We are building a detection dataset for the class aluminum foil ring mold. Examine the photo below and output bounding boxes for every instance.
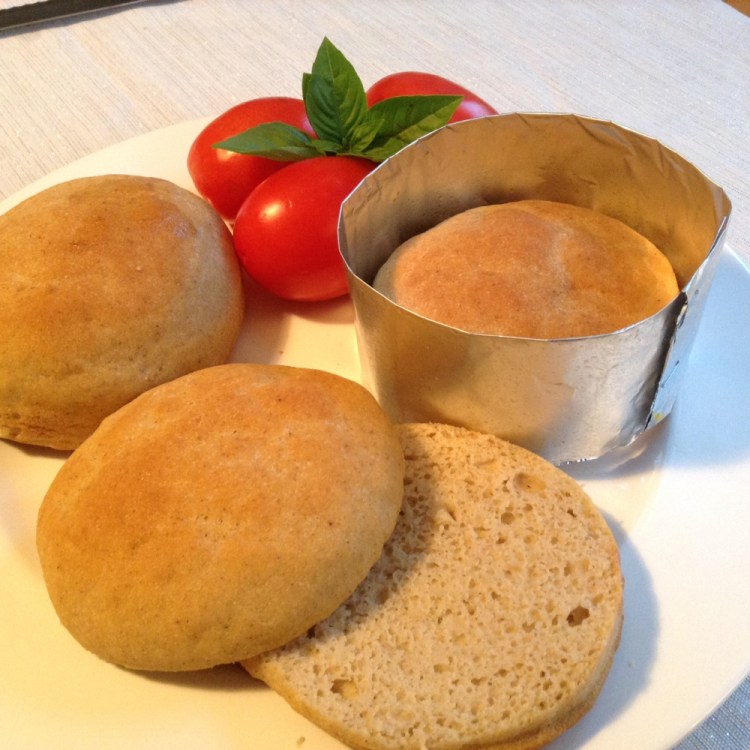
[339,113,731,464]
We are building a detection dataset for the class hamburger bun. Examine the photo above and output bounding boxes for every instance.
[36,364,404,672]
[373,199,679,339]
[0,174,244,450]
[244,422,623,750]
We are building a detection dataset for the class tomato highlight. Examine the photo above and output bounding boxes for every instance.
[366,71,498,123]
[187,97,314,221]
[232,156,375,302]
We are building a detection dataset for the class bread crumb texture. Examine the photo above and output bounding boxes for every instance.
[245,423,623,750]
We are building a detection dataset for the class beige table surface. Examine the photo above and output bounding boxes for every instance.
[1,1,749,749]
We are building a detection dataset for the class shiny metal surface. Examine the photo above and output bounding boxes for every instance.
[0,0,145,31]
[339,113,731,464]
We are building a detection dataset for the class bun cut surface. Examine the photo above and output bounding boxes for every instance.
[0,174,244,450]
[245,422,623,750]
[36,364,404,672]
[373,199,679,339]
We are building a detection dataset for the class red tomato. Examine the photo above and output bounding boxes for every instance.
[187,97,314,221]
[232,156,375,302]
[366,72,498,123]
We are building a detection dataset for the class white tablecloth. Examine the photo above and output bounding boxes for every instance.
[1,1,748,748]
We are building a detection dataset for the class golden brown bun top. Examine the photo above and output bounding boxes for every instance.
[373,200,679,339]
[36,364,404,672]
[0,174,244,449]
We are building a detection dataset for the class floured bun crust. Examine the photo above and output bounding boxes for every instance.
[245,422,623,750]
[36,364,404,672]
[0,174,244,450]
[373,199,679,339]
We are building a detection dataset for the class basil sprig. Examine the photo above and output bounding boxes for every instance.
[213,37,462,163]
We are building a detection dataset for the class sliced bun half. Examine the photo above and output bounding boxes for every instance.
[245,422,623,750]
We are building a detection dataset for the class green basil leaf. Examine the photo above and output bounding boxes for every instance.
[362,95,462,161]
[213,122,321,161]
[345,117,384,154]
[214,42,470,167]
[310,138,345,155]
[303,37,368,146]
[369,94,462,139]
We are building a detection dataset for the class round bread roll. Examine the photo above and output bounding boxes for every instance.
[0,174,244,450]
[373,199,679,339]
[245,422,624,750]
[36,364,404,672]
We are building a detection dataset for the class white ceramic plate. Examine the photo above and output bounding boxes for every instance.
[2,120,749,750]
